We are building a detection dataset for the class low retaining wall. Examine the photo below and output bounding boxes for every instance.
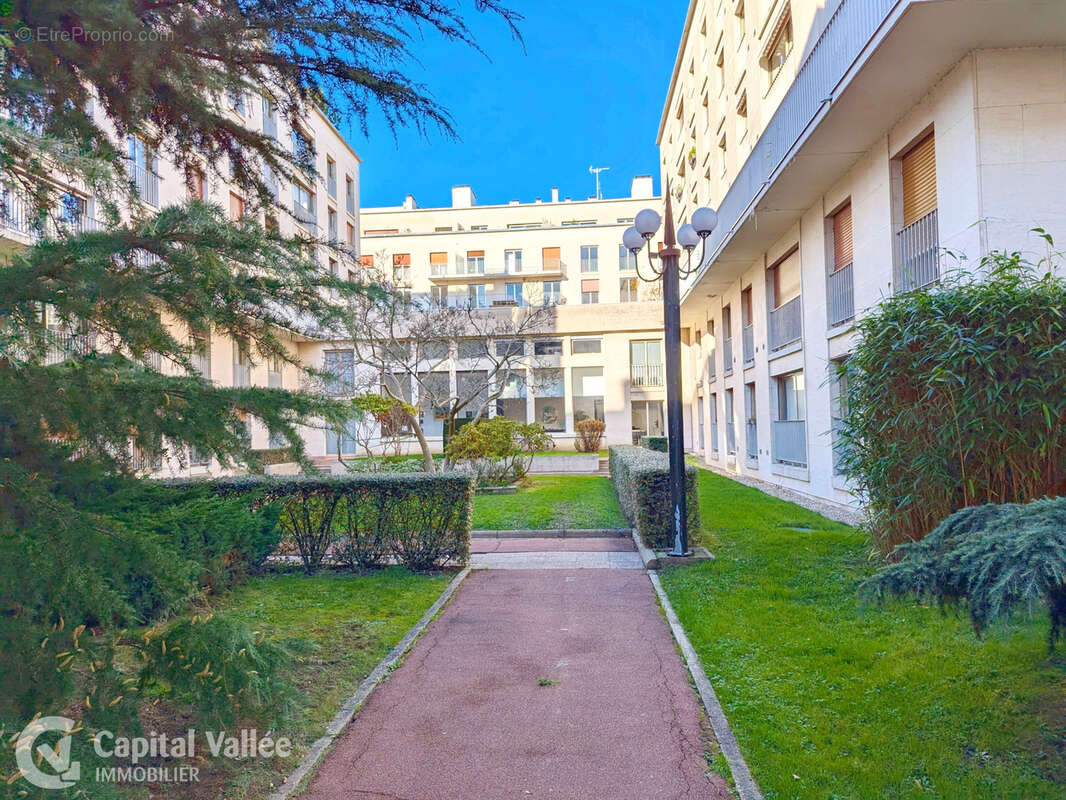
[527,454,600,474]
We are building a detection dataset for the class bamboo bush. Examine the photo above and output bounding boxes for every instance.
[838,238,1066,552]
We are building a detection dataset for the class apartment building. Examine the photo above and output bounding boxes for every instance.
[659,0,1066,510]
[298,177,670,459]
[0,94,362,475]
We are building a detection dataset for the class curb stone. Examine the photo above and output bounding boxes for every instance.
[267,567,471,800]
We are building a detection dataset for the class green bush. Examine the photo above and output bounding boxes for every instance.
[864,497,1066,652]
[608,445,699,548]
[445,417,553,486]
[839,246,1066,552]
[210,473,473,572]
[641,435,668,452]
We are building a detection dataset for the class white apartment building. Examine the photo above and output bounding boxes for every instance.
[1,93,362,475]
[298,178,671,460]
[659,0,1066,510]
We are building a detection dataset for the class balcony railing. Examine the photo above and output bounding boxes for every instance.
[768,295,802,352]
[723,337,734,375]
[0,190,103,241]
[745,420,758,459]
[42,329,97,366]
[682,0,900,297]
[896,209,939,292]
[294,201,316,228]
[828,263,855,327]
[772,419,808,467]
[631,363,664,388]
[128,162,159,207]
[742,324,755,365]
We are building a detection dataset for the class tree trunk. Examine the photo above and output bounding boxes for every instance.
[408,412,435,473]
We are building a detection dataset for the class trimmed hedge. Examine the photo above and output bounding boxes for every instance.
[641,436,668,452]
[608,446,699,549]
[205,473,473,572]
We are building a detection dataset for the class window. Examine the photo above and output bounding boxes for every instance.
[580,245,598,273]
[764,9,793,87]
[630,340,663,387]
[496,372,527,423]
[744,381,757,460]
[59,193,86,226]
[326,157,337,198]
[190,328,211,378]
[233,339,251,387]
[572,367,605,424]
[457,340,487,360]
[831,204,853,273]
[571,337,602,355]
[346,222,355,247]
[725,388,736,455]
[542,246,561,270]
[392,253,411,283]
[431,285,449,307]
[830,361,849,474]
[495,340,525,357]
[902,133,937,226]
[323,350,354,395]
[533,368,564,431]
[828,202,855,327]
[470,224,488,231]
[268,354,283,389]
[542,281,561,305]
[505,282,524,306]
[293,182,314,222]
[467,283,487,308]
[186,169,205,201]
[360,254,374,269]
[345,175,355,214]
[505,249,523,273]
[722,304,734,377]
[466,250,485,274]
[773,370,807,466]
[709,393,719,454]
[736,91,748,142]
[618,244,637,272]
[534,339,563,356]
[291,126,314,166]
[631,399,664,442]
[430,251,448,277]
[581,278,599,305]
[189,446,211,467]
[619,277,638,302]
[127,135,158,206]
[228,89,246,116]
[262,96,278,138]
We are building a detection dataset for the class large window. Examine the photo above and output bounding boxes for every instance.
[763,9,793,87]
[744,381,757,461]
[631,399,664,442]
[580,245,598,273]
[466,250,485,274]
[467,283,487,308]
[533,339,563,356]
[773,370,807,466]
[618,244,637,272]
[293,182,314,223]
[127,135,158,206]
[581,279,599,305]
[571,337,601,355]
[505,282,523,306]
[233,339,251,387]
[505,249,522,273]
[533,369,564,432]
[542,281,561,305]
[496,372,527,423]
[619,277,638,302]
[630,339,663,387]
[323,349,354,395]
[572,367,604,424]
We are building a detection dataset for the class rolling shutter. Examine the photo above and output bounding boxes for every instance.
[392,253,411,266]
[429,252,447,265]
[833,204,853,271]
[581,279,599,293]
[902,134,936,226]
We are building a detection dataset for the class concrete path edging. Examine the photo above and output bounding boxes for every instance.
[647,570,764,800]
[472,527,631,539]
[268,567,472,800]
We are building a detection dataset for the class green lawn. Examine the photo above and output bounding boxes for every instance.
[660,469,1066,800]
[132,568,452,799]
[472,475,628,530]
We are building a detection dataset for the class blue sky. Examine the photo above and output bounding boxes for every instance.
[340,0,690,209]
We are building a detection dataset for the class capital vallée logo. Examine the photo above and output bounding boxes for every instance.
[15,716,82,790]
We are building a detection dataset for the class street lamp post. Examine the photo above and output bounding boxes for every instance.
[622,187,717,557]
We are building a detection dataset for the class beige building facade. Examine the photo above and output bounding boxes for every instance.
[659,0,1066,510]
[297,178,671,459]
[1,93,362,475]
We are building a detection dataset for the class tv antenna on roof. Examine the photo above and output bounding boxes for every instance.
[589,166,610,200]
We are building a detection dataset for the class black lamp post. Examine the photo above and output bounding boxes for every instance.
[622,186,718,557]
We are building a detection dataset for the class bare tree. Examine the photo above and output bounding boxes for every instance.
[339,281,558,472]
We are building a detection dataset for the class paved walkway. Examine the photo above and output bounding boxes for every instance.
[301,546,730,800]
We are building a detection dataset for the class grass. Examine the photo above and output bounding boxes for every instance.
[124,567,452,799]
[659,469,1066,799]
[472,475,628,530]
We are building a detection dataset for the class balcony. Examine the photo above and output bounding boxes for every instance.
[429,260,565,282]
[827,263,855,327]
[896,209,939,292]
[723,337,734,375]
[41,329,97,366]
[741,325,754,366]
[768,296,802,352]
[631,363,664,388]
[1,191,102,242]
[128,162,159,207]
[772,419,807,467]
